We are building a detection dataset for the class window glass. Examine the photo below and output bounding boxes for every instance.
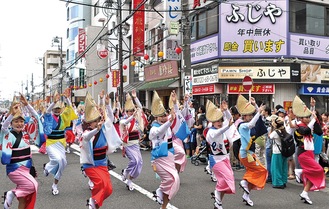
[207,7,218,35]
[70,5,79,19]
[191,16,197,42]
[69,27,79,41]
[306,4,324,35]
[290,1,327,36]
[198,12,207,38]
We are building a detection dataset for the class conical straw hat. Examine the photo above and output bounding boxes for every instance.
[52,90,63,109]
[292,95,312,117]
[236,94,256,115]
[10,96,24,120]
[151,91,166,117]
[84,92,101,123]
[206,100,223,122]
[124,93,135,111]
[168,93,179,110]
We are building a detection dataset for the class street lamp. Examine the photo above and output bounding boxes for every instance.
[52,36,63,94]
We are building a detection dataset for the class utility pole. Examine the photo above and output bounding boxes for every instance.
[181,0,192,97]
[118,0,124,106]
[181,0,191,76]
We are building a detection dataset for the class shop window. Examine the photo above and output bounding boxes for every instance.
[290,0,327,36]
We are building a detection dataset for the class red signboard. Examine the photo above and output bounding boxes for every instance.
[227,84,275,94]
[78,28,86,57]
[192,84,215,95]
[112,70,120,87]
[133,0,145,56]
[97,50,108,59]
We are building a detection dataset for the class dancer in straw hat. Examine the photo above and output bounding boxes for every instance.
[1,93,45,209]
[291,96,325,205]
[236,95,267,207]
[42,88,78,195]
[120,89,148,191]
[79,91,121,209]
[168,91,191,173]
[149,90,180,209]
[204,99,235,209]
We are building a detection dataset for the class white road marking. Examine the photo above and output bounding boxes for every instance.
[47,143,180,209]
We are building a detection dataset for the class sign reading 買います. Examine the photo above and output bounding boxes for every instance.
[220,0,287,57]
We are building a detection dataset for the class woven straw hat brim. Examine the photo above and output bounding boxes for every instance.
[168,95,179,110]
[236,95,256,115]
[206,100,223,122]
[84,92,101,123]
[292,95,312,117]
[151,91,166,117]
[125,94,135,110]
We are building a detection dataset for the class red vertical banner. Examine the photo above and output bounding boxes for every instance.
[78,28,86,57]
[112,70,120,87]
[133,0,145,56]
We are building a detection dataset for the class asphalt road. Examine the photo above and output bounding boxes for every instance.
[1,144,329,209]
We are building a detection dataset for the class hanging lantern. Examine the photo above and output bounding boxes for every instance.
[99,78,103,82]
[94,81,97,85]
[131,61,136,66]
[158,51,164,57]
[84,84,87,88]
[80,85,83,89]
[144,54,149,60]
[88,83,92,87]
[175,47,182,54]
[106,74,110,79]
[123,64,127,70]
[74,86,77,90]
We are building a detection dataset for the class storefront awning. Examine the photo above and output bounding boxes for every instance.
[138,78,179,91]
[123,81,145,92]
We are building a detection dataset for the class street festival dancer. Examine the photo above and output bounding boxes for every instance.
[80,92,121,209]
[1,94,45,209]
[149,90,180,209]
[168,92,190,173]
[42,89,78,195]
[205,99,236,209]
[292,95,325,205]
[236,95,267,207]
[120,90,148,191]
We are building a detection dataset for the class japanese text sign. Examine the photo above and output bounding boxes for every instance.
[191,35,219,64]
[112,70,120,87]
[133,0,145,56]
[227,83,275,94]
[78,28,86,57]
[300,84,329,96]
[165,0,181,23]
[192,65,218,85]
[193,84,223,95]
[144,60,179,82]
[220,0,287,57]
[218,66,290,79]
[290,34,329,61]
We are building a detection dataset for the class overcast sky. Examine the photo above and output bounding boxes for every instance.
[0,0,67,100]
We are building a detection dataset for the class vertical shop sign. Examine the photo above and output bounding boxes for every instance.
[133,0,145,56]
[78,28,86,57]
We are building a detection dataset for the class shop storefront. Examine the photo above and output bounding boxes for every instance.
[138,60,180,108]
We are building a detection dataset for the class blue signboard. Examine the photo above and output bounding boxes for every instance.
[299,84,329,95]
